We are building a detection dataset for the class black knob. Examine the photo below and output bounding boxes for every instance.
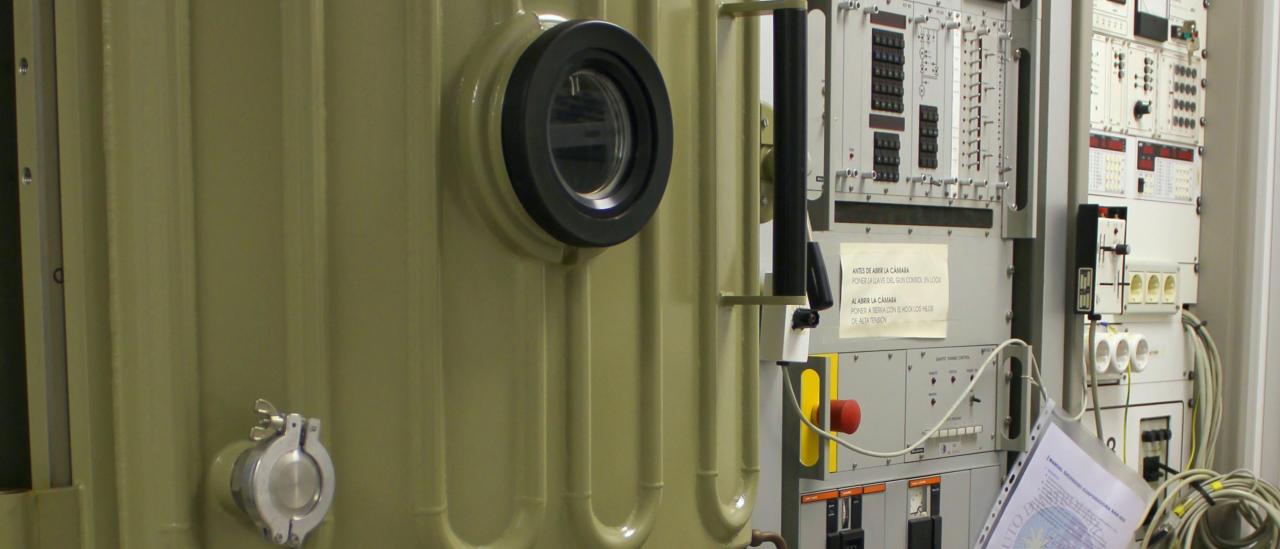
[792,308,820,330]
[1114,244,1131,255]
[1134,100,1152,119]
[1142,431,1156,443]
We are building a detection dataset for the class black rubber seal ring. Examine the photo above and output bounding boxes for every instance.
[502,20,673,248]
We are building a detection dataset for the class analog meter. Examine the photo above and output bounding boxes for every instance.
[1135,0,1171,41]
[1136,0,1168,18]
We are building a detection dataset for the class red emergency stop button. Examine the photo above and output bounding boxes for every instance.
[829,399,862,435]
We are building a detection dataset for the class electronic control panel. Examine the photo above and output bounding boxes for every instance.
[1080,0,1208,493]
[768,1,1037,547]
[813,0,1019,214]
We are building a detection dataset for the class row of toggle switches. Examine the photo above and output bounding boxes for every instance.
[931,425,983,439]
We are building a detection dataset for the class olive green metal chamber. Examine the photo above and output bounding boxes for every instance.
[3,0,765,547]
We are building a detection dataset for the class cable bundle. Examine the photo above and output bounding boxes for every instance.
[1182,309,1222,470]
[1140,469,1280,548]
[1135,312,1276,547]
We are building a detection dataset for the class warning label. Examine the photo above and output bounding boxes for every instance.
[839,242,949,339]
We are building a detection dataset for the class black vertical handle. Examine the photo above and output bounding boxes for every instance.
[773,8,807,298]
[1014,47,1032,211]
[806,242,834,311]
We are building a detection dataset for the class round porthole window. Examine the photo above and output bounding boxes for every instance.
[503,20,672,248]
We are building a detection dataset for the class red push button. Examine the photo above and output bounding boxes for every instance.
[829,399,862,435]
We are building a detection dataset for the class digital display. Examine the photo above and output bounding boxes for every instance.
[1090,134,1127,152]
[1137,141,1194,172]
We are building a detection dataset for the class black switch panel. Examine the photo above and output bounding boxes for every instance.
[827,532,843,549]
[1143,455,1164,482]
[873,132,901,183]
[907,517,934,549]
[871,29,905,113]
[841,529,865,549]
[919,105,940,169]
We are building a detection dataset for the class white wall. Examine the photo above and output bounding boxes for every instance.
[1198,0,1280,483]
[1262,1,1280,481]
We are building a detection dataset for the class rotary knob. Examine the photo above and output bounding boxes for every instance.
[1133,100,1152,120]
[228,400,335,547]
[792,308,821,330]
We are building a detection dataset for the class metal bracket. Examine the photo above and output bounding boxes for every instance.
[783,358,829,481]
[995,345,1036,452]
[720,293,808,307]
[1002,14,1041,240]
[720,0,808,17]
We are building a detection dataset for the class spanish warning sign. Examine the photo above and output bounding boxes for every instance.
[839,242,949,339]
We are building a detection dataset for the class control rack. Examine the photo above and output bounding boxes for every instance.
[762,1,1042,548]
[1078,0,1209,502]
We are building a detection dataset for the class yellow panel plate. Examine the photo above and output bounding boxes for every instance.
[799,368,821,467]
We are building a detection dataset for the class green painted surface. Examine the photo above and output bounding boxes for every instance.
[6,0,766,547]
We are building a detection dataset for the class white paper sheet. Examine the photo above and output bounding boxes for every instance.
[838,242,949,339]
[980,421,1150,549]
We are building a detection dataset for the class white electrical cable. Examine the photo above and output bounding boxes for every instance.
[1086,319,1105,441]
[1068,336,1094,422]
[783,338,1031,458]
[1125,312,1268,548]
[1182,309,1223,470]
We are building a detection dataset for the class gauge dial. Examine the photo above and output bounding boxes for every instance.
[1136,0,1169,18]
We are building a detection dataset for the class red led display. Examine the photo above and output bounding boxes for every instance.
[1136,141,1194,172]
[1090,133,1126,152]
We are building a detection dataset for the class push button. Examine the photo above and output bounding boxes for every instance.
[830,399,862,435]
